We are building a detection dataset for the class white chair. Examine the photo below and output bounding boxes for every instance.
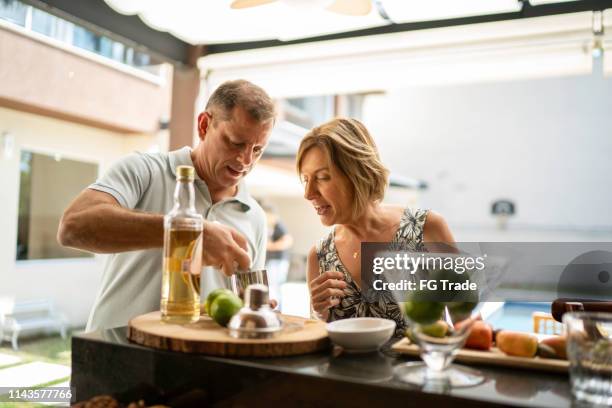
[0,299,68,351]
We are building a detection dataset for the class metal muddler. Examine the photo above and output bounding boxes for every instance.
[228,284,282,339]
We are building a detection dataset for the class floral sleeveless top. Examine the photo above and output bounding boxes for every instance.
[315,208,429,337]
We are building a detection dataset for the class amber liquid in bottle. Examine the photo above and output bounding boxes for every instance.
[160,166,203,324]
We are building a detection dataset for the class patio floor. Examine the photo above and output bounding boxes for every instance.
[0,332,74,407]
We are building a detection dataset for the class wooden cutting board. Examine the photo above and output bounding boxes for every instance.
[392,338,569,374]
[128,311,330,357]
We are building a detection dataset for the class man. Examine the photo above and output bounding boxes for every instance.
[58,80,275,331]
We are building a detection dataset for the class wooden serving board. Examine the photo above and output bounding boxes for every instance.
[128,311,330,357]
[392,338,569,374]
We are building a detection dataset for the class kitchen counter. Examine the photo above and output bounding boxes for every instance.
[72,327,573,407]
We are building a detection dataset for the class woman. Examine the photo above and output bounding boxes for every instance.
[296,118,455,333]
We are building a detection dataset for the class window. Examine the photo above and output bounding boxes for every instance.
[0,0,26,26]
[283,96,334,129]
[280,94,365,129]
[0,0,164,75]
[72,25,98,53]
[17,151,98,260]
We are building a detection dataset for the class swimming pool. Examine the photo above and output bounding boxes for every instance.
[484,302,552,333]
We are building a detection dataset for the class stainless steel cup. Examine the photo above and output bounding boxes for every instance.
[228,269,268,300]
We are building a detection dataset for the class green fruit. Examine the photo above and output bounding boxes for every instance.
[405,327,418,344]
[430,266,479,297]
[446,301,478,322]
[205,288,233,317]
[420,320,449,338]
[210,293,243,327]
[404,301,444,325]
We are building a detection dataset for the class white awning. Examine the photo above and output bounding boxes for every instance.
[199,12,596,97]
[103,0,385,44]
[102,0,521,44]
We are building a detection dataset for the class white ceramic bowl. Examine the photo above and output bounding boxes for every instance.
[326,317,396,352]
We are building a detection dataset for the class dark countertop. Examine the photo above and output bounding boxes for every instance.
[72,327,573,407]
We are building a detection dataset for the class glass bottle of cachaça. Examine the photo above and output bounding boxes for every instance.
[161,165,203,323]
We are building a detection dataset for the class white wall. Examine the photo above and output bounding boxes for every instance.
[363,69,612,235]
[0,107,158,327]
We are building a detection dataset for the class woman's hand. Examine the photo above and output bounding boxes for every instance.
[309,270,347,320]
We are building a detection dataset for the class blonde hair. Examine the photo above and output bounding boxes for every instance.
[296,117,389,219]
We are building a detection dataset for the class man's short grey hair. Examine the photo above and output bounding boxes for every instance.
[205,79,275,123]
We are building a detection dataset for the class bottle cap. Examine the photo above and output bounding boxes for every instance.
[176,165,195,180]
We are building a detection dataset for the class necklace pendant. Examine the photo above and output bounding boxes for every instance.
[353,251,358,259]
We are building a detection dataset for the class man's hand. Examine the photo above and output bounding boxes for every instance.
[202,221,251,276]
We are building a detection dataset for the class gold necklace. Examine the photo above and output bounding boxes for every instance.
[353,250,359,259]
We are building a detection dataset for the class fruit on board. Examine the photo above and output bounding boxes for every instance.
[405,327,418,344]
[420,320,449,338]
[496,331,538,358]
[205,288,234,316]
[403,301,444,325]
[463,320,493,351]
[492,328,502,343]
[540,336,567,360]
[209,293,243,327]
[536,343,559,359]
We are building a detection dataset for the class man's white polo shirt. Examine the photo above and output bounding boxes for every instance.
[85,147,266,331]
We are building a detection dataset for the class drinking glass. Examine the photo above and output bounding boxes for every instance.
[394,305,484,388]
[563,311,612,406]
[391,258,485,388]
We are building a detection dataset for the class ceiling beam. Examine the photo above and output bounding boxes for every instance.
[22,0,197,65]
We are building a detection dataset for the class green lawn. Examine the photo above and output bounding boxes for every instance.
[0,330,75,366]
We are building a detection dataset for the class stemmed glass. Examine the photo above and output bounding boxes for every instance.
[391,255,485,389]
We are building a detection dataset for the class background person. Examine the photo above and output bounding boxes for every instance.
[260,201,294,306]
[296,117,455,334]
[57,79,276,331]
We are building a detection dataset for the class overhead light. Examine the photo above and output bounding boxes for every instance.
[281,0,334,10]
[230,0,371,15]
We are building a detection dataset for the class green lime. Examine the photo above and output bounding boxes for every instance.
[420,320,449,338]
[210,293,243,327]
[205,288,234,317]
[446,301,477,322]
[403,301,444,325]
